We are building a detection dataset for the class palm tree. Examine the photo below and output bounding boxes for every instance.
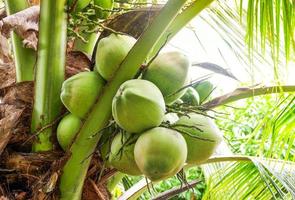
[0,0,294,199]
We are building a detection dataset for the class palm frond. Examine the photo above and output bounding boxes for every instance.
[242,0,295,62]
[186,0,294,83]
[202,156,295,199]
[214,93,295,160]
[118,156,295,199]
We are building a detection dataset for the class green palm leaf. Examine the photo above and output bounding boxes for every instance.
[202,156,295,199]
[118,156,295,199]
[216,94,295,160]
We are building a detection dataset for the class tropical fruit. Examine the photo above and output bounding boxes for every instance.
[181,87,200,105]
[109,133,141,176]
[57,114,82,151]
[193,80,214,103]
[93,0,114,19]
[112,79,165,133]
[134,127,187,182]
[175,113,223,164]
[68,0,91,12]
[95,34,136,80]
[142,51,190,105]
[60,71,105,119]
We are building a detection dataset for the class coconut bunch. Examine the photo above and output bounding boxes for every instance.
[57,33,223,182]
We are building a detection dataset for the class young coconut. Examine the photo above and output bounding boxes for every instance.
[134,127,187,182]
[112,79,165,133]
[181,87,200,106]
[108,132,141,176]
[60,71,105,119]
[57,114,82,151]
[142,51,190,105]
[175,113,223,164]
[68,0,91,12]
[95,34,136,80]
[93,0,114,19]
[193,80,214,103]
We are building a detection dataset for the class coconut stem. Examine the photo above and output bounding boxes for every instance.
[4,0,36,82]
[31,0,67,151]
[59,1,188,199]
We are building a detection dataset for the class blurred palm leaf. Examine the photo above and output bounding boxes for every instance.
[202,156,295,199]
[186,0,294,81]
[243,0,295,62]
[258,96,295,160]
[119,156,295,199]
[221,94,295,160]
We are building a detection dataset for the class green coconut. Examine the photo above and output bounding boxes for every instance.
[112,79,165,133]
[60,71,105,119]
[175,113,223,164]
[95,34,136,80]
[93,0,114,19]
[134,127,187,182]
[68,0,91,12]
[57,114,82,151]
[181,87,200,106]
[109,133,141,176]
[142,51,190,105]
[193,80,214,103]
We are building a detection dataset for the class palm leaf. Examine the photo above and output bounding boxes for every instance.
[217,94,295,160]
[188,0,294,82]
[192,62,239,80]
[119,156,295,199]
[210,89,295,161]
[202,156,295,199]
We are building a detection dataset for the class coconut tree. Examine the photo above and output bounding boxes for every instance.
[0,0,294,199]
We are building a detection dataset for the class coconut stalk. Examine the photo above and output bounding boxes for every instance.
[59,1,188,199]
[4,0,36,82]
[31,0,67,152]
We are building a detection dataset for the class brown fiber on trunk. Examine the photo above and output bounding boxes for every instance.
[0,51,94,200]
